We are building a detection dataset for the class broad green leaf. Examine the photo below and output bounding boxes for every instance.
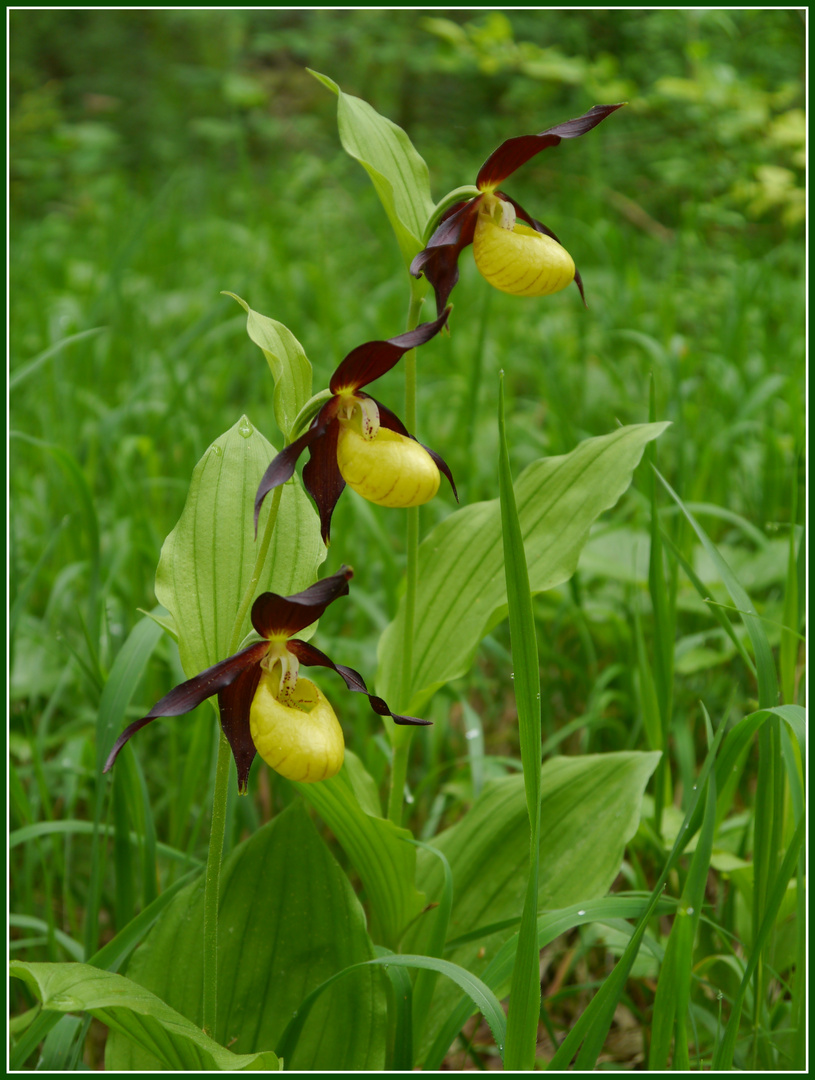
[223,293,312,443]
[406,751,660,1063]
[378,422,669,714]
[294,757,426,949]
[155,416,324,679]
[310,70,435,269]
[10,962,280,1071]
[11,869,202,1070]
[105,803,386,1071]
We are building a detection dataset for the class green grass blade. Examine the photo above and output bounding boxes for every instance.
[647,376,674,836]
[648,704,717,1069]
[374,946,413,1070]
[84,613,165,958]
[654,466,778,708]
[545,713,727,1069]
[404,839,453,1055]
[712,812,805,1069]
[276,954,507,1067]
[660,528,757,677]
[498,373,542,1071]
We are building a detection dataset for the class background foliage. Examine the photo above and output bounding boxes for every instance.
[10,9,805,1070]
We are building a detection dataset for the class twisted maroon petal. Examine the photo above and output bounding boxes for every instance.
[254,401,336,534]
[302,418,345,544]
[410,199,481,315]
[217,661,264,794]
[503,195,587,307]
[103,640,270,775]
[329,307,451,394]
[250,566,353,639]
[374,398,458,502]
[476,103,626,190]
[287,639,432,727]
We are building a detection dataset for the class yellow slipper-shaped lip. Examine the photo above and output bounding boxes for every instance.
[473,214,575,297]
[250,671,344,783]
[337,425,441,508]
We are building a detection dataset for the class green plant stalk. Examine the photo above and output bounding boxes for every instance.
[498,375,542,1070]
[389,287,425,825]
[201,484,283,1036]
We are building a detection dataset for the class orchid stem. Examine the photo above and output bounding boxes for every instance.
[202,726,231,1038]
[389,288,425,825]
[202,483,284,1036]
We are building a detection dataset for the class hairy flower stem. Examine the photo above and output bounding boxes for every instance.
[202,484,284,1036]
[388,288,425,826]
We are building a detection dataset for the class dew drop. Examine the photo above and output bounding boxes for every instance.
[686,907,694,915]
[465,729,479,740]
[291,1010,298,1018]
[238,416,254,439]
[692,785,697,790]
[209,443,222,457]
[510,672,515,680]
[577,909,586,916]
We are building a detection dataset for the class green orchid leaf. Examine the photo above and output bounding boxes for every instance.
[104,802,385,1071]
[405,751,660,1064]
[155,416,325,679]
[294,753,426,949]
[378,422,669,715]
[10,961,281,1071]
[309,70,435,270]
[223,293,312,444]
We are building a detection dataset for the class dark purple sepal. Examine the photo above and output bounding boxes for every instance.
[217,661,264,793]
[103,640,270,775]
[287,639,432,727]
[329,308,451,394]
[410,200,481,315]
[504,195,587,307]
[476,103,626,190]
[254,411,332,534]
[250,566,353,640]
[302,419,345,544]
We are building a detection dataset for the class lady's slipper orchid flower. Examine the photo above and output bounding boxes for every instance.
[411,103,626,312]
[103,567,428,792]
[255,308,456,543]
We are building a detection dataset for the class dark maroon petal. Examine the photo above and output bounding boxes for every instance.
[254,407,333,535]
[375,399,458,502]
[250,566,354,639]
[503,195,587,307]
[302,418,346,544]
[476,103,626,190]
[103,641,270,774]
[329,307,451,394]
[371,397,410,438]
[287,639,432,727]
[410,199,481,315]
[217,661,264,794]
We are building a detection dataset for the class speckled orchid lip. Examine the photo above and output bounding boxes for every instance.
[103,567,430,793]
[410,103,626,314]
[254,306,457,544]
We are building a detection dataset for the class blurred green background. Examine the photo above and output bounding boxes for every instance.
[10,7,805,860]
